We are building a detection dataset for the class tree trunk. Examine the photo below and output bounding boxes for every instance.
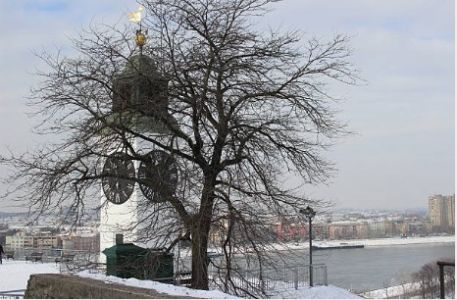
[190,176,215,290]
[190,217,212,289]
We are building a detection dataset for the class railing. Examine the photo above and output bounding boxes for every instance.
[205,263,327,297]
[4,247,100,265]
[0,289,25,299]
[175,255,327,295]
[3,247,104,276]
[236,263,328,292]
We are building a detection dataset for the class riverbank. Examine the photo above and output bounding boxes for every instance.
[179,235,454,257]
[273,235,455,252]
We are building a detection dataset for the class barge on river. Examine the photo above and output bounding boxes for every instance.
[312,243,365,250]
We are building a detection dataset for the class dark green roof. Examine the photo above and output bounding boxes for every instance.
[102,243,147,256]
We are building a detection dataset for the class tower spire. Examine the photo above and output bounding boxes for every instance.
[128,6,147,53]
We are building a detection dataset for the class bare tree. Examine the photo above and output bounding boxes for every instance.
[412,259,455,299]
[1,0,356,294]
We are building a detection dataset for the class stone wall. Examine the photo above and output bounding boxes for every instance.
[25,274,189,299]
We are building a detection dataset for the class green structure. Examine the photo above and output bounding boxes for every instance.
[102,243,174,282]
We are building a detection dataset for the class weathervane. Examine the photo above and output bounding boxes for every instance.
[128,6,147,53]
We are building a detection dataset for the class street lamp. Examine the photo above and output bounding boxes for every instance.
[300,206,316,287]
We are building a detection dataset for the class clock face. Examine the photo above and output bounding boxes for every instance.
[138,150,178,203]
[102,152,135,205]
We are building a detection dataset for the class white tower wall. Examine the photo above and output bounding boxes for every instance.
[99,134,174,262]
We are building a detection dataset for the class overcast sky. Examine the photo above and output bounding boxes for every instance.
[0,0,454,212]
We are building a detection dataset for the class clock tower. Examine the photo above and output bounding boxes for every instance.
[99,28,178,259]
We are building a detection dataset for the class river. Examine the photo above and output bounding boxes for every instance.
[181,239,454,292]
[287,242,454,292]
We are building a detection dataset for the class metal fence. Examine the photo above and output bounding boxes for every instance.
[175,255,327,295]
[4,247,99,264]
[3,246,104,276]
[225,263,328,293]
[0,290,25,299]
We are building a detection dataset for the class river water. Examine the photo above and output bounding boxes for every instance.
[286,242,454,292]
[182,241,454,292]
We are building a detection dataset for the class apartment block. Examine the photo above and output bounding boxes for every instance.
[61,233,99,251]
[5,231,60,249]
[428,194,455,232]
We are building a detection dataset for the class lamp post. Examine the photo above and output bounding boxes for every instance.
[300,206,316,287]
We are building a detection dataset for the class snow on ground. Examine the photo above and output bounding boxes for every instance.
[0,260,59,291]
[362,281,455,299]
[77,271,360,299]
[268,285,361,299]
[0,260,359,299]
[77,270,240,299]
[361,282,421,299]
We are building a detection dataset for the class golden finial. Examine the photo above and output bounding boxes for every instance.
[135,29,147,48]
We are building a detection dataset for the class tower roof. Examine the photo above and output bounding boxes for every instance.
[120,54,163,80]
[119,54,165,79]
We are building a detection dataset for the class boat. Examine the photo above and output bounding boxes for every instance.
[312,243,364,250]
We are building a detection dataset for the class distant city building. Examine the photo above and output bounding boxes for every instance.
[61,233,99,252]
[368,221,386,238]
[328,222,357,240]
[5,232,33,249]
[5,231,60,249]
[271,212,432,242]
[428,194,455,232]
[4,227,101,251]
